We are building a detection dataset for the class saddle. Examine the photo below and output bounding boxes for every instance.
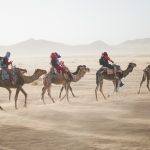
[0,68,17,81]
[101,66,122,75]
[49,67,73,81]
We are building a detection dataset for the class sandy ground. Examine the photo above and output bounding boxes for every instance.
[0,55,150,150]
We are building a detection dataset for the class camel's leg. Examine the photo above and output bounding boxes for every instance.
[41,86,47,104]
[95,83,99,101]
[66,83,70,103]
[95,72,101,101]
[60,84,67,101]
[113,79,119,92]
[60,83,70,102]
[20,87,27,108]
[60,93,67,101]
[59,86,64,98]
[147,78,150,92]
[60,85,76,99]
[99,80,106,99]
[106,81,116,98]
[138,72,146,94]
[95,72,99,101]
[113,80,116,92]
[6,88,12,101]
[69,86,76,97]
[15,88,20,109]
[47,85,55,103]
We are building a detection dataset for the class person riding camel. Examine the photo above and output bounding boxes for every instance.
[50,52,73,81]
[2,51,14,85]
[99,52,117,74]
[99,51,124,87]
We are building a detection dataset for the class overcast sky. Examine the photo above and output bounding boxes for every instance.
[0,0,149,45]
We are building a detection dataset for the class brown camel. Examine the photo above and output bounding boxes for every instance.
[2,68,27,101]
[41,65,90,103]
[59,65,90,98]
[138,65,150,94]
[95,62,136,100]
[0,68,46,109]
[0,67,27,110]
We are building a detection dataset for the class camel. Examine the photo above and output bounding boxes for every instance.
[59,65,90,98]
[0,68,46,109]
[95,62,136,100]
[2,68,27,101]
[138,65,150,94]
[0,67,27,110]
[41,65,90,103]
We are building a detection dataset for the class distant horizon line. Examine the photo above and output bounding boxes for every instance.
[0,37,150,47]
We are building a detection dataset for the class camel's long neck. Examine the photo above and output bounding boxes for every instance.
[72,72,86,82]
[122,66,133,78]
[22,73,41,83]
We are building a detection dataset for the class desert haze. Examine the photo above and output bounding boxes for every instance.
[0,38,150,57]
[0,54,150,150]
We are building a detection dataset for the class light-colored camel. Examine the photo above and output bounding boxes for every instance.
[59,65,90,98]
[41,65,90,103]
[0,68,46,109]
[138,65,150,94]
[95,63,136,100]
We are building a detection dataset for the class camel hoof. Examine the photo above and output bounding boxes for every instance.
[24,104,27,108]
[0,106,4,111]
[107,94,110,98]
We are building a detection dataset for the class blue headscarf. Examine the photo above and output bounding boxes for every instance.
[55,52,61,58]
[5,51,11,58]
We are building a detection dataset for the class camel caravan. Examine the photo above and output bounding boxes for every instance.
[0,51,149,110]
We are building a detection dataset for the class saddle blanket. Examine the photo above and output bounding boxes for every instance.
[0,69,17,81]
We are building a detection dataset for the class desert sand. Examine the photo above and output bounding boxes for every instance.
[0,55,150,150]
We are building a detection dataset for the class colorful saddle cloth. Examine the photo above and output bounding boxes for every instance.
[101,66,122,75]
[0,68,18,81]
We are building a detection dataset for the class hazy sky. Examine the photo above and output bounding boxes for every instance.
[0,0,150,45]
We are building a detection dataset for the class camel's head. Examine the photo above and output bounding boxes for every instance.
[80,65,90,73]
[73,65,90,76]
[77,65,90,77]
[129,62,136,68]
[128,62,136,72]
[34,69,47,76]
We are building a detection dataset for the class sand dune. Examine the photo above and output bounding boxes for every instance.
[0,56,150,150]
